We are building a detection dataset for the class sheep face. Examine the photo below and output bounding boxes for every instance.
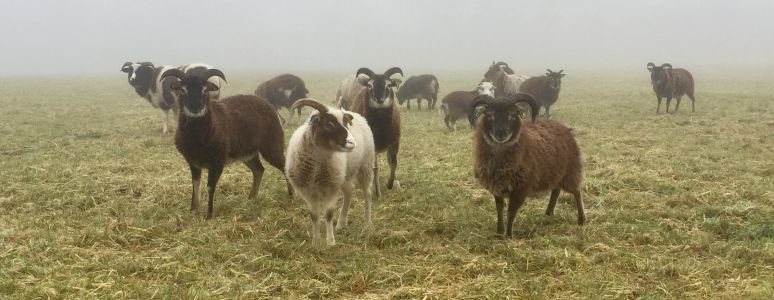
[356,67,403,108]
[546,69,565,90]
[647,63,672,87]
[477,81,496,97]
[473,95,539,147]
[122,62,155,91]
[311,112,356,152]
[161,69,227,118]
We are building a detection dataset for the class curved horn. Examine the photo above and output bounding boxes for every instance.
[204,69,227,83]
[471,94,494,112]
[384,67,403,78]
[647,62,656,71]
[290,98,329,114]
[159,69,186,82]
[661,63,673,69]
[121,62,133,72]
[356,67,374,78]
[558,69,564,74]
[509,93,539,122]
[547,69,554,73]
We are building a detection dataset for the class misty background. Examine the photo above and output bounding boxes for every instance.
[1,0,773,76]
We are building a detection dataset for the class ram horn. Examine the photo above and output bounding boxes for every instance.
[661,63,673,69]
[356,67,375,78]
[159,69,186,82]
[471,94,494,112]
[203,69,227,83]
[508,93,539,122]
[384,67,404,78]
[291,98,329,113]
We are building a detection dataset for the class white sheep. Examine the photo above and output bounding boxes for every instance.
[285,99,376,246]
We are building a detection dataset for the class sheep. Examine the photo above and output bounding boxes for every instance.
[335,74,360,110]
[440,81,496,131]
[254,74,310,125]
[285,99,376,246]
[349,67,403,196]
[121,61,180,133]
[518,69,566,118]
[471,93,586,238]
[396,74,440,111]
[159,68,293,219]
[483,61,530,97]
[647,62,696,113]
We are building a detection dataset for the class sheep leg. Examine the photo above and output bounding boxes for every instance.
[495,196,505,235]
[545,106,551,118]
[205,164,224,220]
[444,114,453,131]
[665,97,672,113]
[417,98,422,111]
[161,110,170,133]
[373,158,382,198]
[386,144,399,189]
[406,100,411,111]
[431,96,437,110]
[336,182,355,232]
[189,164,202,212]
[244,157,265,200]
[310,212,322,246]
[505,191,527,238]
[656,96,662,114]
[674,95,682,112]
[546,188,560,216]
[688,92,696,112]
[325,208,336,246]
[573,191,587,225]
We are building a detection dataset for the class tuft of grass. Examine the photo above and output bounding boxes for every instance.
[0,70,772,298]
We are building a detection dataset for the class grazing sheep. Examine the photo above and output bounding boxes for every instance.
[254,74,310,125]
[285,99,376,246]
[440,81,495,131]
[396,74,440,111]
[160,68,293,219]
[121,61,180,133]
[483,61,530,97]
[518,69,566,118]
[335,74,360,110]
[349,67,403,196]
[472,94,586,238]
[647,62,695,113]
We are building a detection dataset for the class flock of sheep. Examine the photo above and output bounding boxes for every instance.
[121,61,696,245]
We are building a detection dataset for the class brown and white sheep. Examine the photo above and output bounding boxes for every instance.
[472,94,586,238]
[160,68,293,219]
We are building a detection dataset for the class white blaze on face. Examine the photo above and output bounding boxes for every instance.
[478,82,495,96]
[344,129,356,150]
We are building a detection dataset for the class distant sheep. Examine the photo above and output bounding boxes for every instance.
[160,68,292,219]
[518,69,565,118]
[335,75,360,110]
[121,61,179,133]
[440,81,495,131]
[483,61,530,97]
[472,94,586,238]
[255,74,310,125]
[396,74,440,111]
[285,99,376,246]
[647,62,695,113]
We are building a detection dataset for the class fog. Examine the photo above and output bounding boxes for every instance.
[2,0,773,76]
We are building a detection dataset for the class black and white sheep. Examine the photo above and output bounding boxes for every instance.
[472,94,586,238]
[396,74,440,111]
[286,99,376,246]
[160,68,292,219]
[254,74,310,125]
[121,62,180,133]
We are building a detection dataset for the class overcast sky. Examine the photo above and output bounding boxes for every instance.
[2,0,773,75]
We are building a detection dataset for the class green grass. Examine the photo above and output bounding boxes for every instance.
[0,69,772,298]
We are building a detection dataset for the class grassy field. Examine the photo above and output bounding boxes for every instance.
[0,68,772,299]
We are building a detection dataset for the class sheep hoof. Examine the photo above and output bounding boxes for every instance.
[393,181,401,190]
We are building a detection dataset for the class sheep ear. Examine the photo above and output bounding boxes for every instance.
[309,114,320,125]
[121,62,133,73]
[343,113,353,127]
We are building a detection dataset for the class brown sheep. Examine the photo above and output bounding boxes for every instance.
[518,69,565,118]
[647,62,695,113]
[396,74,440,111]
[472,94,586,238]
[160,68,293,219]
[440,81,495,131]
[349,67,403,196]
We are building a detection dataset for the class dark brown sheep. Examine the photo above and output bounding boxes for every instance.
[647,62,695,113]
[349,67,403,196]
[518,69,565,118]
[161,68,292,219]
[472,94,586,238]
[396,74,439,111]
[254,74,310,124]
[440,81,495,131]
